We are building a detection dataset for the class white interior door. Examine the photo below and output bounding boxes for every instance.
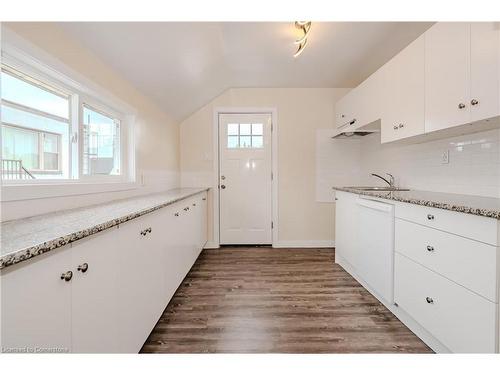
[219,113,272,245]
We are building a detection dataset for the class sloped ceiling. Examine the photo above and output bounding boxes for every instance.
[57,22,433,121]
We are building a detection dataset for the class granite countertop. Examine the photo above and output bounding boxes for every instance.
[333,187,500,220]
[0,187,209,270]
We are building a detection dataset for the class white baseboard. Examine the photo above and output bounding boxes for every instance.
[273,240,335,248]
[203,241,219,249]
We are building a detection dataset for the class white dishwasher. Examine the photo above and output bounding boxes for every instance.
[356,197,395,304]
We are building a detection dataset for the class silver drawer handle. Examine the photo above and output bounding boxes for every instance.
[184,207,190,211]
[426,297,434,304]
[77,263,89,273]
[427,214,435,220]
[426,245,435,252]
[202,197,207,201]
[174,212,179,217]
[60,271,73,282]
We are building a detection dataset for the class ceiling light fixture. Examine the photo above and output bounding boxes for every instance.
[294,21,312,58]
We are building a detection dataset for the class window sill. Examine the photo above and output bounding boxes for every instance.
[1,180,139,202]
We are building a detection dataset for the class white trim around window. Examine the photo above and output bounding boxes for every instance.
[1,32,138,202]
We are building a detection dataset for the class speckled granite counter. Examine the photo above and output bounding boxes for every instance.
[0,187,209,269]
[333,187,500,219]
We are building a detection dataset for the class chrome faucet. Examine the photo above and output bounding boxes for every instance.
[371,173,395,187]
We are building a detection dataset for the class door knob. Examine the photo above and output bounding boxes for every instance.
[77,263,89,273]
[60,271,73,282]
[471,99,479,106]
[426,245,435,252]
[458,103,466,109]
[221,185,226,189]
[426,297,434,304]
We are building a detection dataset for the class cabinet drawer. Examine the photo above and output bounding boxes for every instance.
[395,202,498,245]
[394,253,497,353]
[396,219,498,302]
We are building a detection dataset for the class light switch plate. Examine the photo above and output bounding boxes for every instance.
[441,150,449,164]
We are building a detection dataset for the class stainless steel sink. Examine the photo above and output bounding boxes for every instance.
[344,186,410,192]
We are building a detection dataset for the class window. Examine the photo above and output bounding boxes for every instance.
[1,59,130,184]
[1,65,69,179]
[82,104,121,176]
[227,123,264,149]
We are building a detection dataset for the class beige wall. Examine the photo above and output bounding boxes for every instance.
[180,87,349,245]
[1,23,180,221]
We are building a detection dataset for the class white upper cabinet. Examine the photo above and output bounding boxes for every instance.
[470,22,500,122]
[425,22,471,132]
[335,88,358,129]
[337,22,500,143]
[381,35,425,143]
[425,22,500,133]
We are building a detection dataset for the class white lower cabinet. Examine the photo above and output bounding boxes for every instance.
[336,190,500,353]
[1,247,72,353]
[0,190,208,353]
[395,253,497,353]
[71,228,120,353]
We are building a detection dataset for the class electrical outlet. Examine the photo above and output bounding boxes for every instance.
[441,150,449,164]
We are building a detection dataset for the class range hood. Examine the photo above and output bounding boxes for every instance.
[332,129,378,139]
[331,118,380,139]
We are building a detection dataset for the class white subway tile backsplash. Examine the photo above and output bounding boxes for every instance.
[359,129,500,198]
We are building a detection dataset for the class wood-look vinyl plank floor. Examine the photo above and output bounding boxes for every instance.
[140,247,432,354]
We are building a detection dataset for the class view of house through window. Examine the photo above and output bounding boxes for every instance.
[1,65,70,180]
[1,63,125,182]
[82,104,121,176]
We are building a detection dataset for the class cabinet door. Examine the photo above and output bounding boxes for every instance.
[356,68,384,128]
[1,247,72,352]
[425,23,471,132]
[470,22,500,122]
[116,211,166,353]
[335,89,357,129]
[334,191,359,268]
[71,228,119,353]
[381,35,425,143]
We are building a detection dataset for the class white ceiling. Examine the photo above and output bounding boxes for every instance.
[58,22,433,121]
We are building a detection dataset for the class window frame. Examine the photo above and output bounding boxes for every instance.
[0,45,136,197]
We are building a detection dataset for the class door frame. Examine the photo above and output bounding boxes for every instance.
[212,107,278,248]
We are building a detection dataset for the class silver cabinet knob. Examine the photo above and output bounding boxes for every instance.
[458,103,466,109]
[393,125,398,130]
[184,207,190,211]
[426,245,435,252]
[471,99,479,106]
[398,123,404,128]
[220,185,226,189]
[426,297,434,304]
[77,263,89,273]
[174,212,179,217]
[427,214,435,220]
[221,175,226,180]
[192,203,196,207]
[147,227,152,233]
[202,197,206,201]
[60,271,73,282]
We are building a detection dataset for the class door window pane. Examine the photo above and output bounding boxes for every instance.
[227,123,239,135]
[251,135,263,148]
[252,123,263,135]
[240,136,251,148]
[239,123,251,135]
[227,135,239,148]
[82,105,121,176]
[226,122,265,149]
